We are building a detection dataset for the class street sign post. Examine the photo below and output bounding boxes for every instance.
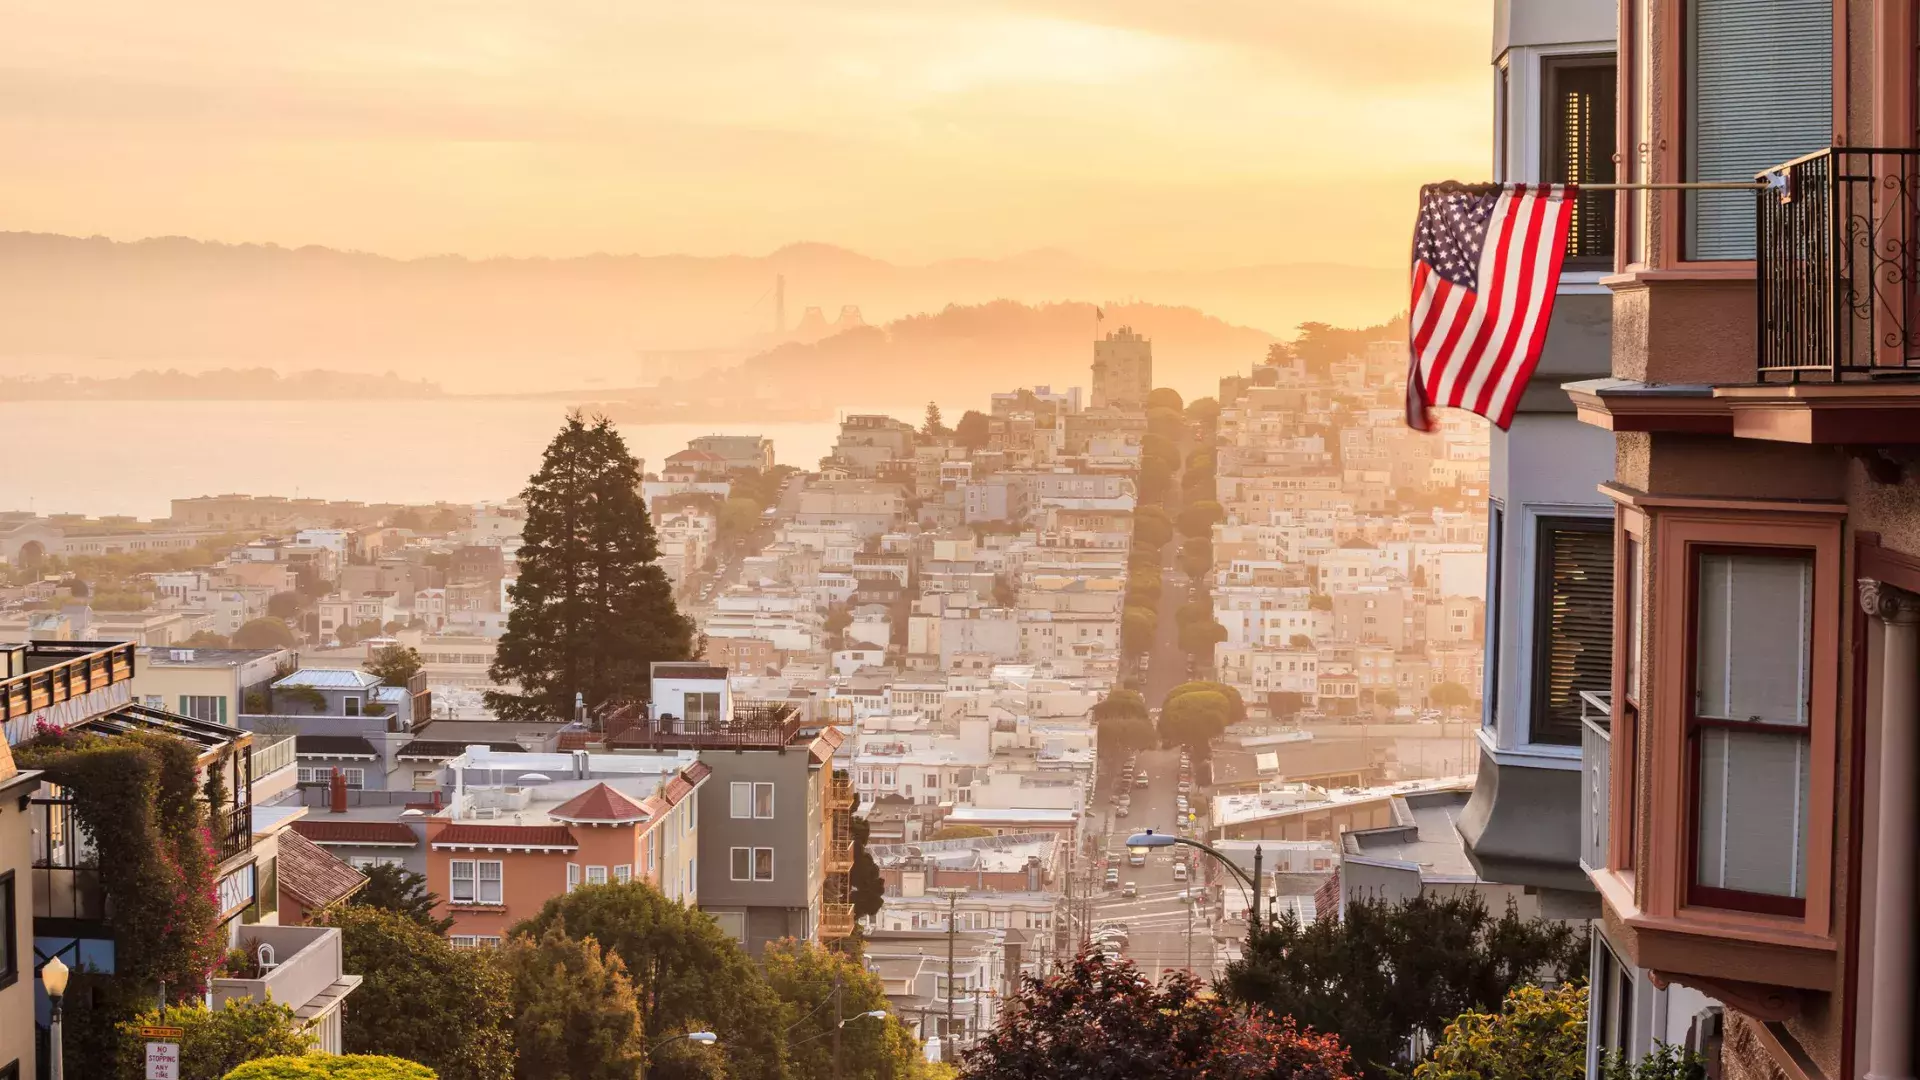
[145,1040,181,1080]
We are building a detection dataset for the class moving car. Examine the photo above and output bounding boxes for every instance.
[1121,881,1138,898]
[1135,773,1150,788]
[1173,863,1189,882]
[1128,851,1146,867]
[1104,868,1120,888]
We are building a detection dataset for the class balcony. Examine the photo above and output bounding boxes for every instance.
[826,839,855,874]
[818,902,856,939]
[1579,691,1611,876]
[213,924,363,1051]
[827,775,855,810]
[1758,147,1920,382]
[251,731,297,788]
[605,700,807,751]
[213,802,255,865]
[0,640,137,742]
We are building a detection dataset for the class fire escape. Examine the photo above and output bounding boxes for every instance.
[820,771,856,940]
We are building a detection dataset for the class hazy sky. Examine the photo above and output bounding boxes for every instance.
[1,1,1491,269]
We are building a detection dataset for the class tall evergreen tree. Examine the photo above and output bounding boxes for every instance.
[488,413,694,722]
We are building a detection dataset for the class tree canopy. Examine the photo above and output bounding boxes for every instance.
[953,410,991,450]
[224,1057,440,1080]
[117,999,313,1080]
[323,906,514,1080]
[488,413,694,721]
[1145,387,1186,413]
[1413,983,1586,1080]
[1133,505,1174,549]
[501,926,648,1080]
[351,863,453,933]
[233,617,298,649]
[1157,689,1233,750]
[1122,607,1158,653]
[366,644,424,688]
[965,950,1353,1080]
[1221,894,1587,1079]
[1429,682,1474,709]
[851,812,887,920]
[922,402,950,437]
[1176,501,1226,539]
[511,881,788,1080]
[762,939,937,1080]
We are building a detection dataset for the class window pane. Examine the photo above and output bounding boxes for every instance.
[755,783,775,818]
[1626,538,1643,701]
[479,861,502,904]
[731,782,751,818]
[1532,518,1615,745]
[1696,727,1810,897]
[451,861,474,902]
[1686,0,1832,258]
[1695,552,1810,726]
[754,848,774,880]
[1545,58,1617,266]
[732,847,750,880]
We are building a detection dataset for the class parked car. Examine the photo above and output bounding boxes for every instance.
[1115,803,1130,818]
[1104,869,1120,888]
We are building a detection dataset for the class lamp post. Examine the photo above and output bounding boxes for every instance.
[642,1030,717,1080]
[1126,829,1265,930]
[832,1010,889,1080]
[42,956,70,1080]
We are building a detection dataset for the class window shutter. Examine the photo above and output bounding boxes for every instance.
[1532,519,1615,745]
[1687,0,1832,258]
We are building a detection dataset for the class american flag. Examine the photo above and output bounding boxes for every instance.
[1404,183,1574,432]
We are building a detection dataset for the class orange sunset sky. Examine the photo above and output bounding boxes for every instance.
[2,1,1492,270]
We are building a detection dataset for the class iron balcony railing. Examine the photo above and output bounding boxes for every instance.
[606,700,806,750]
[1758,147,1920,380]
[214,802,254,864]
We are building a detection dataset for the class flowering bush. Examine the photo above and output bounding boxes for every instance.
[1413,983,1586,1080]
[223,1055,439,1079]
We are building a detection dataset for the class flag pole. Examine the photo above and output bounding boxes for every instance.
[1428,179,1771,192]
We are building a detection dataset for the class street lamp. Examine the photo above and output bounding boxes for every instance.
[643,1030,717,1080]
[42,956,70,1080]
[1126,828,1266,929]
[832,1010,890,1079]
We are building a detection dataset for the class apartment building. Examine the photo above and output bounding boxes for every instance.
[132,645,295,725]
[3,640,360,1060]
[1090,326,1153,409]
[1446,1,1920,1077]
[605,663,850,953]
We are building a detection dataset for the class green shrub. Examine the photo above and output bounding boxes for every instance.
[224,1055,439,1080]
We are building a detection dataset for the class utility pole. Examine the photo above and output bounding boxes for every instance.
[1186,893,1194,972]
[929,887,968,1061]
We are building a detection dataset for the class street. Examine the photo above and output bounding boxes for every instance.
[1087,745,1222,979]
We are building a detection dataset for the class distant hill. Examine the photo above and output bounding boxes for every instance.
[0,231,1401,396]
[673,299,1277,407]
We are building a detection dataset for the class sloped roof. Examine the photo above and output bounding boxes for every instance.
[433,823,578,851]
[291,819,419,847]
[277,830,369,913]
[549,783,649,825]
[295,735,379,759]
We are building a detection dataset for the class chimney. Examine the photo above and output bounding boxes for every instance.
[330,769,348,813]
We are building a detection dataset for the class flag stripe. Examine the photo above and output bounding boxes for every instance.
[1404,183,1574,432]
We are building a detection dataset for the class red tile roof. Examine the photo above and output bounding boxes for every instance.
[433,823,578,850]
[549,783,649,824]
[277,831,369,913]
[291,819,419,847]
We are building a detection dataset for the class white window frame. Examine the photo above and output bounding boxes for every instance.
[614,864,632,884]
[752,782,775,818]
[586,865,607,886]
[567,863,581,892]
[340,767,366,789]
[730,782,753,819]
[450,859,503,905]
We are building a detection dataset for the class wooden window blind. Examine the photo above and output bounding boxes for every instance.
[1531,517,1615,746]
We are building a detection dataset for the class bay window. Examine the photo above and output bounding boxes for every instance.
[1687,549,1813,915]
